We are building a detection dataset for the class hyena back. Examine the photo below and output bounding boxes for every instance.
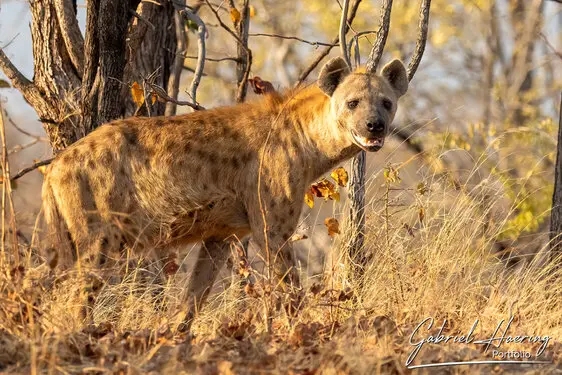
[42,57,408,330]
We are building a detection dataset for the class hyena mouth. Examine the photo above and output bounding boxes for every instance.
[351,130,385,152]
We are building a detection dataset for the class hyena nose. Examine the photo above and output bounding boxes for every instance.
[366,119,385,134]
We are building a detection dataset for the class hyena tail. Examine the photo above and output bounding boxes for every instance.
[42,179,75,270]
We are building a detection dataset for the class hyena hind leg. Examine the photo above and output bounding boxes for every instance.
[177,239,230,333]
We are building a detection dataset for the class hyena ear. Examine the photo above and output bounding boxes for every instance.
[381,59,408,98]
[318,57,351,96]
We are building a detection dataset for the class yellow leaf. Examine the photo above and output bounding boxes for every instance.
[311,179,339,201]
[324,217,340,237]
[383,166,401,184]
[249,5,256,17]
[131,82,144,107]
[304,189,314,208]
[331,191,340,202]
[418,207,425,223]
[331,167,349,187]
[151,92,158,105]
[230,8,241,23]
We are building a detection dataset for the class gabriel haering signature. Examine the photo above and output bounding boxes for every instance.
[406,316,552,369]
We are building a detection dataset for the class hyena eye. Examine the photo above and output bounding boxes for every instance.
[382,98,393,111]
[347,100,359,110]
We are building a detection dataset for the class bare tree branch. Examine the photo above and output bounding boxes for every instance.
[182,54,239,62]
[54,0,85,76]
[249,33,335,47]
[235,0,252,103]
[339,0,352,67]
[365,0,393,73]
[407,0,431,80]
[0,49,35,97]
[0,104,19,263]
[295,0,362,86]
[166,10,188,116]
[203,0,252,103]
[10,159,54,182]
[541,32,562,60]
[147,81,205,111]
[179,9,206,109]
[204,0,249,51]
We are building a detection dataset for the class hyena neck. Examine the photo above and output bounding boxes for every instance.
[285,87,360,181]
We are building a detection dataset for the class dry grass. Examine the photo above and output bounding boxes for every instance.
[1,160,561,374]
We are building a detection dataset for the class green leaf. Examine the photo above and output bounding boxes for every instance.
[185,19,198,33]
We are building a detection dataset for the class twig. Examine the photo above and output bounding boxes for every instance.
[249,33,336,47]
[9,139,44,155]
[407,0,431,80]
[0,103,19,266]
[540,32,562,60]
[347,30,378,55]
[204,0,250,52]
[0,49,35,96]
[339,0,352,67]
[147,81,205,110]
[10,158,54,182]
[295,0,362,86]
[129,8,156,30]
[365,0,393,73]
[3,108,44,139]
[204,0,252,102]
[181,54,239,62]
[166,11,187,116]
[179,9,206,109]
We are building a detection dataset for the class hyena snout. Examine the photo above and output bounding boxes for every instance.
[366,118,386,136]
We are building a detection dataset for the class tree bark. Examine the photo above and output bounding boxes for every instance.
[550,94,562,260]
[235,0,251,103]
[0,0,177,152]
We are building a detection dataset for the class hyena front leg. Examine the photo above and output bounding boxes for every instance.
[178,239,230,333]
[248,196,303,289]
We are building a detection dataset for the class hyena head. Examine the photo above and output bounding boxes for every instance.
[318,56,408,152]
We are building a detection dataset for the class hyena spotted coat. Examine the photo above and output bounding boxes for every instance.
[42,57,408,330]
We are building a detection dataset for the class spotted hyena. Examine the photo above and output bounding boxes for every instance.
[42,57,408,330]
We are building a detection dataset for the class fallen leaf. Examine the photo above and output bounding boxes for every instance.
[324,217,340,237]
[131,82,144,107]
[230,8,241,23]
[244,283,260,298]
[331,167,349,187]
[304,188,314,208]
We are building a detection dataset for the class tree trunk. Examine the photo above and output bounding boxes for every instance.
[0,0,178,152]
[348,150,367,265]
[550,94,562,260]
